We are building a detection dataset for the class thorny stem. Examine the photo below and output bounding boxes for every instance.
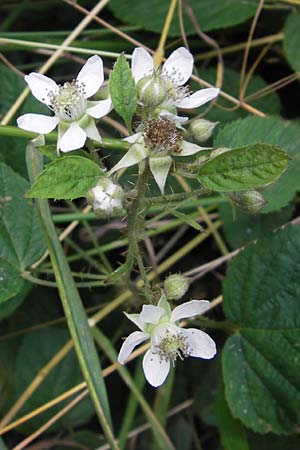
[126,163,154,301]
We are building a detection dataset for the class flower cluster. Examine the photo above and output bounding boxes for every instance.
[118,275,216,387]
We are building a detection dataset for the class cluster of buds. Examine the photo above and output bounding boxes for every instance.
[87,177,124,217]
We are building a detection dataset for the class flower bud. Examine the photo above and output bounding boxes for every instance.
[188,119,218,143]
[164,274,190,300]
[87,177,124,217]
[137,74,168,108]
[228,190,265,214]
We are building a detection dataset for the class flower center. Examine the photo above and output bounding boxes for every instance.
[160,67,191,104]
[156,330,190,365]
[48,80,86,122]
[143,118,182,154]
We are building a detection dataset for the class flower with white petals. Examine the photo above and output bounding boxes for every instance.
[17,56,112,153]
[109,117,209,194]
[131,46,220,120]
[118,294,216,387]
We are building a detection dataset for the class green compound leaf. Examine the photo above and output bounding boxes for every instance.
[197,144,288,192]
[109,0,259,36]
[284,12,300,73]
[222,225,300,434]
[214,116,300,213]
[27,156,104,199]
[109,53,137,131]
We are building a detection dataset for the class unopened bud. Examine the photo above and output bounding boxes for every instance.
[137,74,168,108]
[228,190,265,214]
[164,274,190,300]
[87,177,124,217]
[188,119,218,143]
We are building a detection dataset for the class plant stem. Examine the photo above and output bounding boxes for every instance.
[0,125,129,151]
[126,164,154,301]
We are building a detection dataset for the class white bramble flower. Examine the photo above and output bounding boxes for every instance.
[109,117,210,194]
[17,56,112,153]
[87,177,124,217]
[118,294,216,387]
[131,46,220,122]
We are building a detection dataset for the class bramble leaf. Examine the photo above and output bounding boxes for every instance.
[27,156,104,199]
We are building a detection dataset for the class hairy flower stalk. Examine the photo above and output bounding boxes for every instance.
[17,55,112,152]
[110,117,210,193]
[118,292,216,387]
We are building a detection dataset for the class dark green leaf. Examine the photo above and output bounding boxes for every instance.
[222,225,300,434]
[0,283,30,320]
[284,12,300,73]
[27,155,104,199]
[109,0,259,36]
[215,382,249,450]
[219,203,293,249]
[198,144,288,192]
[248,432,300,450]
[214,116,300,212]
[0,259,24,304]
[9,327,94,433]
[0,163,45,303]
[109,54,137,130]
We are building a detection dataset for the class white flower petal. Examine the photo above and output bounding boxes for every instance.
[86,98,113,118]
[17,113,58,134]
[175,88,220,109]
[171,300,210,323]
[59,122,87,152]
[183,328,216,359]
[139,305,166,324]
[124,312,146,332]
[162,47,193,86]
[159,110,189,126]
[84,119,101,143]
[178,140,210,156]
[123,132,142,143]
[109,142,148,174]
[76,55,104,98]
[131,47,154,83]
[142,348,170,387]
[25,73,59,106]
[118,331,149,364]
[149,155,172,194]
